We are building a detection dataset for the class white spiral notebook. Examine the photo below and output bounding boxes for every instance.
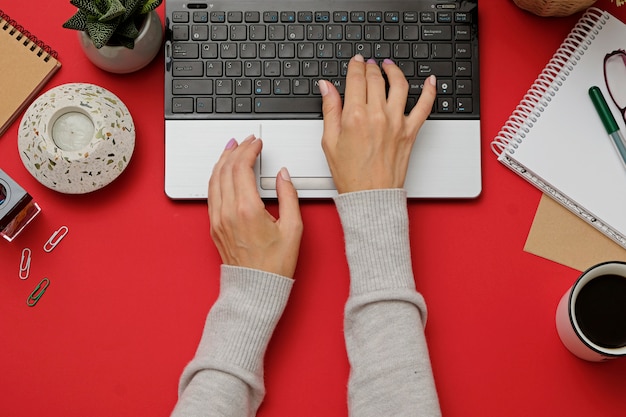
[491,8,626,250]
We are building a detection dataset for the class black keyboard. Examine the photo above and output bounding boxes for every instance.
[164,0,479,120]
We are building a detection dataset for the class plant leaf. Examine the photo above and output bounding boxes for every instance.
[99,0,126,22]
[62,10,89,31]
[69,0,100,16]
[86,18,119,48]
[140,0,162,14]
[123,0,143,19]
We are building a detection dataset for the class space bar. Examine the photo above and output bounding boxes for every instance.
[255,97,322,113]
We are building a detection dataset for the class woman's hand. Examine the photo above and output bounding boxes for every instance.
[320,55,437,194]
[208,135,303,278]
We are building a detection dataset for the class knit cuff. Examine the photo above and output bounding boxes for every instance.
[197,265,294,375]
[333,189,415,296]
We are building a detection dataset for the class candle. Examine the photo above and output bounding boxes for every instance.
[51,111,95,151]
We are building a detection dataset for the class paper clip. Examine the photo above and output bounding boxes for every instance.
[27,278,50,307]
[44,225,68,252]
[19,248,31,280]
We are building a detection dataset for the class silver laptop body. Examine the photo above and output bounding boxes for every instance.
[164,0,481,199]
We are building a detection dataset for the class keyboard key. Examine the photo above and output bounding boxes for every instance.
[422,25,452,41]
[173,61,203,76]
[367,11,382,23]
[315,11,331,22]
[418,61,453,77]
[255,98,322,113]
[385,12,400,23]
[235,98,252,113]
[172,43,198,59]
[264,11,279,23]
[193,11,208,23]
[333,11,349,22]
[281,11,296,22]
[235,79,252,94]
[172,25,189,41]
[245,11,260,23]
[191,25,208,40]
[210,11,225,22]
[215,98,232,113]
[215,79,232,94]
[172,79,213,95]
[172,11,189,23]
[298,11,313,22]
[351,11,365,22]
[227,11,243,22]
[172,97,194,113]
[197,97,213,113]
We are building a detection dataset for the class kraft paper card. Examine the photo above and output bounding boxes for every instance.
[524,194,626,272]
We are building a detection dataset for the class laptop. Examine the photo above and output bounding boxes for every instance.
[164,0,481,199]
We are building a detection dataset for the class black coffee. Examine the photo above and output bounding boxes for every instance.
[575,274,626,349]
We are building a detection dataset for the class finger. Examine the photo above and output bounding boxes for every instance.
[343,54,367,108]
[320,79,343,144]
[209,137,239,218]
[406,75,437,130]
[232,136,263,207]
[364,59,386,107]
[218,134,256,218]
[276,167,302,232]
[382,59,409,113]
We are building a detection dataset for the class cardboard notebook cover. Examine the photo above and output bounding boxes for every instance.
[0,10,61,136]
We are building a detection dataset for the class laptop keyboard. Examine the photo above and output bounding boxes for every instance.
[164,0,479,120]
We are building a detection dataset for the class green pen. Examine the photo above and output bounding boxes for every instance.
[589,86,626,170]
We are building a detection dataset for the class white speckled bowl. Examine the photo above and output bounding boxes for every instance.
[18,83,135,194]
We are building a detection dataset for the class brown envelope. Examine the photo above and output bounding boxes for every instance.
[524,194,626,271]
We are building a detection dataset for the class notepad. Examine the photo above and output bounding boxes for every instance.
[491,7,626,251]
[0,10,61,137]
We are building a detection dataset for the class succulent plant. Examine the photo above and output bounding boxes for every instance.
[63,0,162,49]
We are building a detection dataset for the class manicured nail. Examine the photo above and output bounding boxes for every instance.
[383,58,394,65]
[243,134,256,142]
[225,138,237,150]
[318,80,329,97]
[280,167,292,182]
[353,54,364,62]
[428,74,436,86]
[367,58,376,64]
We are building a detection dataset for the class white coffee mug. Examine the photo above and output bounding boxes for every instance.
[555,261,626,361]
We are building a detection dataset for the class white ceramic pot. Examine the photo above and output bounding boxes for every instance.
[78,10,163,74]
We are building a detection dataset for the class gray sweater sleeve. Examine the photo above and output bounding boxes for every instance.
[171,265,293,417]
[334,189,442,417]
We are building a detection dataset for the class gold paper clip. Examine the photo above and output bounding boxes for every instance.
[44,225,68,252]
[27,278,50,307]
[19,248,31,280]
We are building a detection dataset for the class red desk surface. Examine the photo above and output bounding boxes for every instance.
[2,1,626,416]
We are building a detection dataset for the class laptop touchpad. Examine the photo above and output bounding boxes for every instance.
[259,121,334,190]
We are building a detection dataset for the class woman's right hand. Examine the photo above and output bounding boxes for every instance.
[319,55,437,194]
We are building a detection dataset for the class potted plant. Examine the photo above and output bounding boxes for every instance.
[63,0,163,73]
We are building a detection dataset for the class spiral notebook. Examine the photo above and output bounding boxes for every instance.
[0,9,61,137]
[491,7,626,250]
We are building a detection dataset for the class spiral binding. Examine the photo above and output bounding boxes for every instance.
[491,7,608,156]
[0,8,58,62]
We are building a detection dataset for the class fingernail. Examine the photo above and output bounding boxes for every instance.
[353,54,364,62]
[280,167,292,182]
[225,138,237,150]
[383,58,394,65]
[318,80,329,97]
[428,74,437,86]
[367,58,376,64]
[243,134,256,142]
